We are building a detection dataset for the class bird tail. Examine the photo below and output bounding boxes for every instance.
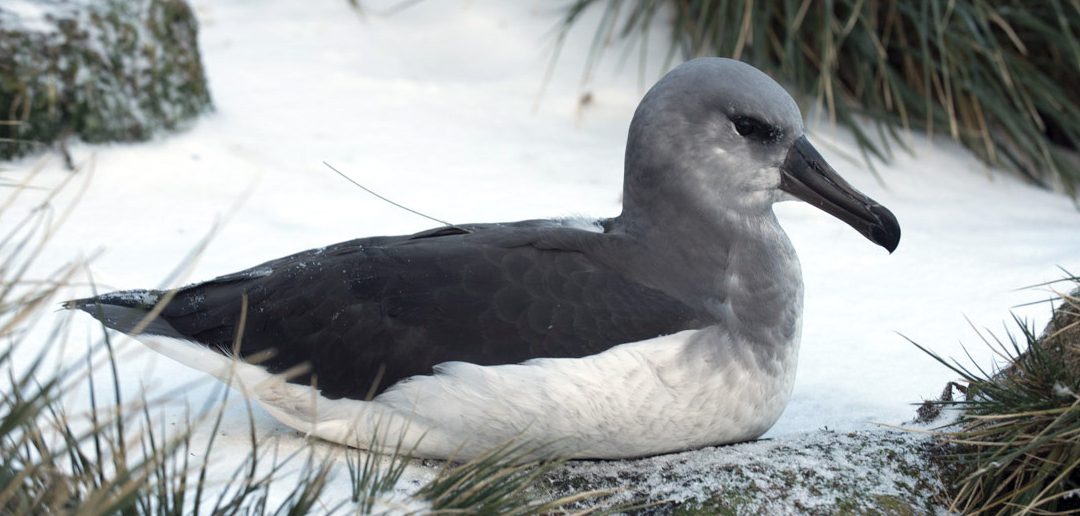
[63,289,186,339]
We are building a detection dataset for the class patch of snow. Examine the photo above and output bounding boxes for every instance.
[245,266,273,278]
[555,215,605,232]
[549,429,942,513]
[1052,382,1076,398]
[0,0,80,32]
[99,289,159,306]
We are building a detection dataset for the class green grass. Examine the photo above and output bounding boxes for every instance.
[555,0,1080,195]
[909,274,1079,515]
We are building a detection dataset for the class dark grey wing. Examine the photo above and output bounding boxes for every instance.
[74,222,707,400]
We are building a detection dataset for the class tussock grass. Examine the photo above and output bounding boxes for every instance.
[556,0,1080,194]
[911,275,1079,515]
[419,441,612,514]
[0,0,213,163]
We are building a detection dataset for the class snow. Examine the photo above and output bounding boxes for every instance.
[0,0,80,32]
[1053,382,1076,398]
[548,429,942,513]
[4,0,1080,510]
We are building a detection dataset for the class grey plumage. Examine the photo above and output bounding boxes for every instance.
[66,58,899,457]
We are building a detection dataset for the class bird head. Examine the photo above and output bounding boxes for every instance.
[623,58,900,253]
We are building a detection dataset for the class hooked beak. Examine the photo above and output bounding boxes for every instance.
[779,136,901,253]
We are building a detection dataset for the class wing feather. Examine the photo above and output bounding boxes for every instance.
[104,222,707,399]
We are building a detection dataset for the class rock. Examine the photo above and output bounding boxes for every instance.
[544,429,946,515]
[0,0,212,162]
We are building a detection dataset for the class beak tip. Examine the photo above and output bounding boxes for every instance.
[878,228,900,253]
[869,205,901,254]
[780,137,902,254]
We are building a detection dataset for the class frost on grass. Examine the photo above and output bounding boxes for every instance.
[0,0,212,162]
[545,429,945,514]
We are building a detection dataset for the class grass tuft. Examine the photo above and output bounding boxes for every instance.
[418,440,612,514]
[556,0,1080,195]
[910,274,1079,515]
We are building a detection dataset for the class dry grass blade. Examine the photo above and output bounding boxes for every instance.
[0,159,340,515]
[417,440,613,515]
[913,275,1079,515]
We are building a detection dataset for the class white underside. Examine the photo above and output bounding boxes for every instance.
[136,328,798,459]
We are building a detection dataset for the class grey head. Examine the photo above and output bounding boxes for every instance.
[619,57,900,252]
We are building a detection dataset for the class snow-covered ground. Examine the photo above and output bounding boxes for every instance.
[5,0,1080,510]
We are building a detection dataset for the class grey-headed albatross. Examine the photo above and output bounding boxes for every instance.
[67,58,900,459]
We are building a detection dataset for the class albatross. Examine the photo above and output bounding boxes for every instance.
[67,58,900,459]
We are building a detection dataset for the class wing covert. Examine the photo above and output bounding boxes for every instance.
[156,224,707,399]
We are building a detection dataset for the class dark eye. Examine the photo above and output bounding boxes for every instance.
[732,116,760,136]
[731,115,779,141]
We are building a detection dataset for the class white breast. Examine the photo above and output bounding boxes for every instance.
[137,325,799,460]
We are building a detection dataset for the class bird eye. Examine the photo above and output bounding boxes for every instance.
[731,115,780,142]
[732,116,759,137]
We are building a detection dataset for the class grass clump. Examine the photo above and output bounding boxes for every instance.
[557,1,1080,194]
[911,275,1079,515]
[0,0,213,164]
[419,441,610,514]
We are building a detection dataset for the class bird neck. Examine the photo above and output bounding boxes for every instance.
[608,202,803,332]
[614,190,782,257]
